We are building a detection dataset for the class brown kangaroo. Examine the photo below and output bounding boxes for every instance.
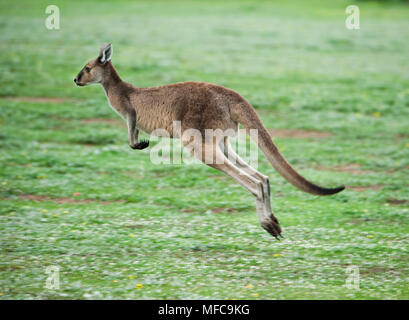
[74,43,344,239]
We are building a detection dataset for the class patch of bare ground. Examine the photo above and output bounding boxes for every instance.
[210,175,227,180]
[335,263,395,275]
[153,171,175,178]
[181,207,237,214]
[180,208,198,214]
[315,163,374,175]
[121,171,144,179]
[361,267,393,275]
[347,185,383,192]
[2,96,80,103]
[80,118,124,126]
[211,207,238,214]
[14,194,124,204]
[122,172,143,180]
[124,224,144,229]
[268,129,331,138]
[346,218,378,225]
[238,128,331,138]
[387,199,409,205]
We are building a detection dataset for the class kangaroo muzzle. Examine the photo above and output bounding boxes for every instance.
[74,73,85,86]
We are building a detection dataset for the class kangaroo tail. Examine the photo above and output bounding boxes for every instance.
[233,103,345,196]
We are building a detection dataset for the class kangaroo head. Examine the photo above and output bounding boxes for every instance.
[74,43,113,86]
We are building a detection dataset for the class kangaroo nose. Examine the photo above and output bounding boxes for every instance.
[74,78,77,83]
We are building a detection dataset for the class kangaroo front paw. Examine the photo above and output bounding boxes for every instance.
[261,216,282,240]
[130,140,150,150]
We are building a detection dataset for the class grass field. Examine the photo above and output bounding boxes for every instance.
[1,0,408,299]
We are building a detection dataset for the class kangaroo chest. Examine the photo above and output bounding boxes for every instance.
[104,90,128,120]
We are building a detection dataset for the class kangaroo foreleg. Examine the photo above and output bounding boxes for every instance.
[127,112,149,150]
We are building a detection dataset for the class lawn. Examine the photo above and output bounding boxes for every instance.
[0,0,408,299]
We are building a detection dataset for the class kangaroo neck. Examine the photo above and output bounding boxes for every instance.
[100,62,132,119]
[101,61,123,94]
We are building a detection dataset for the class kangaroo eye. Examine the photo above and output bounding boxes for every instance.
[85,67,91,72]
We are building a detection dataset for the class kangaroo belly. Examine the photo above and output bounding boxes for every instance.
[136,113,175,137]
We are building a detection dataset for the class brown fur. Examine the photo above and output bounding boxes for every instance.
[74,44,345,239]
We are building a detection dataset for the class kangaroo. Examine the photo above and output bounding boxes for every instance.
[74,43,345,239]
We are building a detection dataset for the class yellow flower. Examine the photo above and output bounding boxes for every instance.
[373,112,381,117]
[367,235,374,239]
[42,209,48,213]
[246,284,252,289]
[129,275,135,279]
[0,292,3,296]
[113,280,118,283]
[72,230,77,233]
[63,211,69,214]
[273,254,280,258]
[253,293,259,298]
[130,234,135,238]
[136,284,143,289]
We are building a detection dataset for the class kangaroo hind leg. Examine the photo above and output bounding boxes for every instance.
[186,138,281,239]
[220,137,281,238]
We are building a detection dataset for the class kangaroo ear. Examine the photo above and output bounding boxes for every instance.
[99,43,112,64]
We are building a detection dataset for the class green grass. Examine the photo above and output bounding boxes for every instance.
[1,0,409,299]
